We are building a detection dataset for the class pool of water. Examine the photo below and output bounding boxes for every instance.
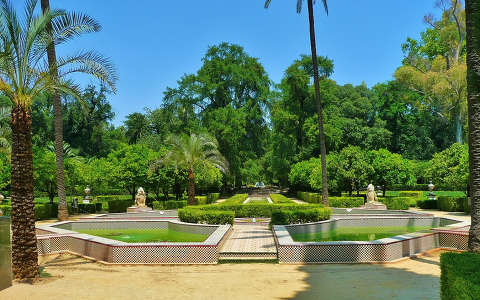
[290,226,433,242]
[76,228,208,243]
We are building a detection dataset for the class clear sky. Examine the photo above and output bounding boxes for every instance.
[17,0,440,125]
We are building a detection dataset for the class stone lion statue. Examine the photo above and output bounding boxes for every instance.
[366,183,377,203]
[135,187,147,207]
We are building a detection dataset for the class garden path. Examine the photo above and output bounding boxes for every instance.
[219,224,277,260]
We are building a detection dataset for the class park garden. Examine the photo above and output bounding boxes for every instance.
[0,0,479,299]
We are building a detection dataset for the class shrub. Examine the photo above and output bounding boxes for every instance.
[165,200,187,209]
[270,194,293,203]
[194,196,207,205]
[207,193,221,204]
[438,196,467,212]
[0,205,11,216]
[417,199,438,209]
[178,209,234,225]
[381,197,410,210]
[34,204,51,220]
[191,203,325,218]
[440,252,480,300]
[398,191,423,198]
[78,203,97,214]
[464,198,471,214]
[221,194,248,205]
[270,208,331,225]
[152,201,164,210]
[94,202,103,212]
[328,197,364,208]
[108,199,134,213]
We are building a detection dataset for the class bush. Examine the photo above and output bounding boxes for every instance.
[398,191,423,198]
[178,209,234,225]
[165,200,187,209]
[0,205,11,216]
[94,202,103,212]
[194,196,207,205]
[270,194,293,203]
[438,196,467,212]
[221,194,248,205]
[152,201,163,210]
[329,197,364,208]
[417,199,438,209]
[381,197,410,210]
[108,199,134,213]
[464,198,471,214]
[270,208,331,225]
[207,193,220,204]
[78,203,97,214]
[191,203,326,218]
[440,252,480,300]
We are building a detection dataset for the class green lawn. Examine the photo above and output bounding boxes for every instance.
[76,228,208,243]
[291,226,433,242]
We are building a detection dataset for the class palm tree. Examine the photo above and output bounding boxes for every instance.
[265,0,330,205]
[40,0,98,221]
[162,133,227,205]
[465,0,480,253]
[0,0,117,279]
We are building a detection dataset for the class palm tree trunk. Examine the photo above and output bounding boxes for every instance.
[188,168,195,205]
[466,0,480,253]
[307,0,329,206]
[10,105,38,279]
[41,0,68,221]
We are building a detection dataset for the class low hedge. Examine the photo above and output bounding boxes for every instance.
[194,196,207,205]
[417,199,438,209]
[207,193,220,204]
[438,196,467,212]
[108,199,134,213]
[270,208,331,225]
[398,191,423,198]
[440,252,480,300]
[178,209,234,225]
[381,197,410,210]
[0,205,11,216]
[190,203,326,218]
[270,194,293,203]
[78,203,97,214]
[152,200,187,210]
[328,196,364,208]
[220,194,248,205]
[152,201,163,210]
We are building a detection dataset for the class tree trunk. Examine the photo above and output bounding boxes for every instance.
[466,0,480,253]
[188,168,195,205]
[41,0,68,221]
[307,0,329,206]
[10,105,38,279]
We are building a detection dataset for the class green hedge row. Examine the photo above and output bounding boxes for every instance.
[380,197,410,210]
[108,199,134,213]
[96,195,132,202]
[270,194,294,204]
[220,194,248,205]
[178,209,234,225]
[190,203,327,218]
[440,252,480,300]
[207,193,221,203]
[438,196,469,212]
[417,199,438,209]
[270,208,331,225]
[152,200,187,210]
[297,191,364,208]
[195,196,207,205]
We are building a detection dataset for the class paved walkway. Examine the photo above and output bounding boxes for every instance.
[219,224,277,259]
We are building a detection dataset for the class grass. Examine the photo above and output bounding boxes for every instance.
[291,226,433,242]
[246,197,268,203]
[76,228,208,243]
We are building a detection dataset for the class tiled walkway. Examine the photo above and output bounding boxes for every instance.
[219,224,277,259]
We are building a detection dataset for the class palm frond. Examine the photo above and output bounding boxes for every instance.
[50,11,101,45]
[264,0,271,9]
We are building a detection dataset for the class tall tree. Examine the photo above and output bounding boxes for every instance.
[0,0,116,278]
[162,133,227,205]
[465,0,480,252]
[40,0,100,221]
[265,0,330,205]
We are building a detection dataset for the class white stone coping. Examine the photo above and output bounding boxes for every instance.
[37,219,231,247]
[243,197,273,204]
[273,216,466,246]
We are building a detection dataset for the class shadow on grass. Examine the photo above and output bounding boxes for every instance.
[283,260,440,300]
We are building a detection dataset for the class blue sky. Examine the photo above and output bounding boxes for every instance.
[18,0,439,125]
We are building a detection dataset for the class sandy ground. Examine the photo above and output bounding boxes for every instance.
[0,250,444,300]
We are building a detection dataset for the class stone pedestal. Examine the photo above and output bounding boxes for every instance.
[127,206,153,213]
[361,202,387,210]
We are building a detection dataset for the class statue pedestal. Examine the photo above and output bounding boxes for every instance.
[361,202,387,210]
[127,206,153,213]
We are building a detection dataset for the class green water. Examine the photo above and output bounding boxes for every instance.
[76,228,208,243]
[291,226,433,242]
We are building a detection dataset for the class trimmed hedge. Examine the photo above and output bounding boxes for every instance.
[0,205,11,216]
[78,203,97,214]
[190,203,326,218]
[151,200,187,210]
[270,208,331,225]
[329,196,364,208]
[194,196,207,205]
[438,196,467,212]
[440,252,480,300]
[270,194,294,203]
[417,199,438,209]
[398,191,423,198]
[221,194,248,205]
[381,197,410,210]
[178,209,234,225]
[152,201,163,210]
[207,193,221,204]
[108,199,134,213]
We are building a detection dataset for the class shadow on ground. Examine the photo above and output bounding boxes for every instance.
[284,257,440,300]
